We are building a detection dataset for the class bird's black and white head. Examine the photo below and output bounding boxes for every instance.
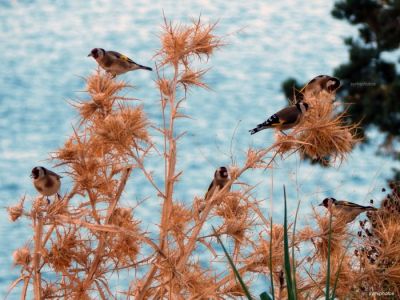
[88,48,105,59]
[216,166,229,180]
[324,76,341,93]
[31,166,46,180]
[306,75,341,94]
[319,197,337,208]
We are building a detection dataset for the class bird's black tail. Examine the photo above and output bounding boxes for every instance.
[249,122,268,135]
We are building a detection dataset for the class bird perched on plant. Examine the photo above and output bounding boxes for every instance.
[205,166,230,201]
[293,75,341,103]
[88,48,152,77]
[319,197,377,223]
[31,166,62,203]
[249,102,309,135]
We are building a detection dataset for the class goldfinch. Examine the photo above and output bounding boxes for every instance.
[31,166,61,202]
[249,102,309,135]
[294,75,341,102]
[319,197,377,223]
[205,167,230,200]
[88,48,152,77]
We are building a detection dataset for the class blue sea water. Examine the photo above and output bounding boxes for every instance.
[1,0,398,298]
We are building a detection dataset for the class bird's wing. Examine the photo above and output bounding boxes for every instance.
[275,106,300,125]
[108,51,136,64]
[206,180,214,193]
[205,180,215,200]
[335,200,368,209]
[264,114,281,126]
[46,169,62,179]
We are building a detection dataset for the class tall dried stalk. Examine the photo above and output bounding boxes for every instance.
[32,210,43,300]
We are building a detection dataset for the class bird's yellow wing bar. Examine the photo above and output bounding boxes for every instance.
[119,54,134,63]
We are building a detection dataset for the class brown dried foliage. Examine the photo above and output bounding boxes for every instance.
[8,67,150,299]
[47,229,79,273]
[7,196,24,222]
[352,183,400,296]
[95,105,149,151]
[248,224,285,274]
[107,208,141,265]
[276,91,360,165]
[158,17,222,67]
[12,246,31,266]
[77,73,133,122]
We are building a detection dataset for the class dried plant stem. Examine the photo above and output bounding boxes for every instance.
[105,167,132,223]
[160,64,179,251]
[176,184,231,271]
[63,183,79,206]
[42,224,56,246]
[21,276,29,300]
[41,183,80,247]
[87,189,101,223]
[82,167,132,289]
[137,66,180,300]
[130,150,165,198]
[33,211,43,300]
[137,266,158,300]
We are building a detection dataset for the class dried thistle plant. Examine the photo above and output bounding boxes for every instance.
[12,246,31,266]
[8,15,395,300]
[157,17,221,67]
[352,183,400,296]
[8,67,151,299]
[127,17,287,299]
[7,195,25,222]
[276,91,360,165]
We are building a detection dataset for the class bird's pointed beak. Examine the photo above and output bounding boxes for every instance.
[318,202,324,206]
[87,53,92,57]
